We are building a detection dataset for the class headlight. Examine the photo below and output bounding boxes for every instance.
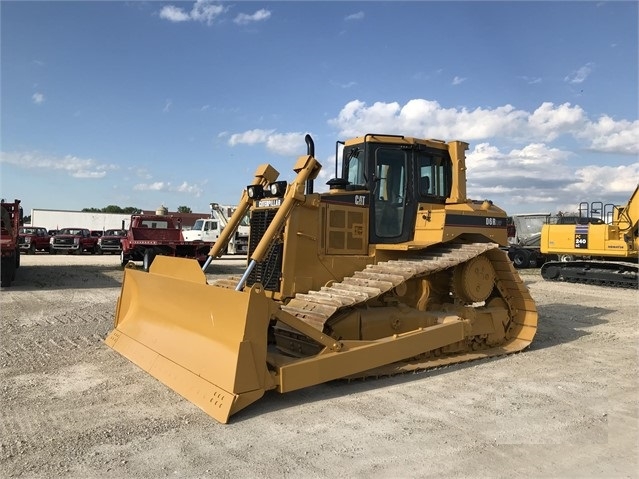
[98,238,103,245]
[267,181,287,197]
[74,238,80,244]
[50,237,54,244]
[247,185,264,200]
[25,237,31,243]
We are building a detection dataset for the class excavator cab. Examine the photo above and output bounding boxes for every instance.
[106,134,537,423]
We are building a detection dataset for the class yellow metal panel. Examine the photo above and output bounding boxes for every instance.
[277,322,465,392]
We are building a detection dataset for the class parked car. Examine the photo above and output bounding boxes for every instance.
[49,227,99,254]
[18,226,52,254]
[97,229,126,255]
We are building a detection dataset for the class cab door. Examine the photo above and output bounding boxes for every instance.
[369,147,416,244]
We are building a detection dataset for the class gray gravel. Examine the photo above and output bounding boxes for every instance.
[1,254,637,478]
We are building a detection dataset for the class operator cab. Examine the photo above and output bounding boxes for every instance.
[336,134,453,244]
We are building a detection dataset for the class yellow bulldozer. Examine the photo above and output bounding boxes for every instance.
[105,134,538,423]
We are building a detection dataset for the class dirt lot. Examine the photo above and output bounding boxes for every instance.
[1,253,638,478]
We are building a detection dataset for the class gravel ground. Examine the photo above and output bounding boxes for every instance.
[1,253,638,478]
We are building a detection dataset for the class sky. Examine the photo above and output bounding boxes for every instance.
[1,1,638,219]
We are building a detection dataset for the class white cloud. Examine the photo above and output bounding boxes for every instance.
[221,98,637,214]
[526,102,586,141]
[159,5,190,22]
[330,80,357,89]
[133,181,203,196]
[466,142,571,178]
[572,164,639,194]
[265,133,308,156]
[228,128,275,146]
[234,8,271,25]
[134,181,167,191]
[564,63,594,84]
[32,92,45,104]
[519,76,542,85]
[324,98,638,212]
[577,115,639,155]
[329,98,638,154]
[163,99,172,113]
[228,129,308,156]
[159,1,225,25]
[345,11,364,21]
[0,151,117,178]
[452,76,466,85]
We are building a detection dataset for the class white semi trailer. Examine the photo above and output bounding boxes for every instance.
[29,209,131,232]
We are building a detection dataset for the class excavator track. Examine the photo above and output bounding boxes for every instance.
[211,243,537,377]
[540,260,638,289]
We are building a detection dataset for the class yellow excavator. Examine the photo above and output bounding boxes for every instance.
[105,134,537,423]
[540,184,638,288]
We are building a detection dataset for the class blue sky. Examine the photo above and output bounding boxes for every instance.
[2,1,638,218]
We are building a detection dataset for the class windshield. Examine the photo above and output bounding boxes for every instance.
[512,215,550,241]
[105,229,126,236]
[343,145,367,187]
[417,152,452,199]
[140,220,169,229]
[192,220,205,230]
[59,228,83,235]
[20,227,37,234]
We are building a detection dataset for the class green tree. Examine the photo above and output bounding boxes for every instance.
[81,205,141,214]
[176,205,192,213]
[102,205,123,213]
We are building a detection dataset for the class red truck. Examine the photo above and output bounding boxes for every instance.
[19,226,52,254]
[49,227,99,254]
[1,199,23,287]
[120,214,214,271]
[97,228,127,255]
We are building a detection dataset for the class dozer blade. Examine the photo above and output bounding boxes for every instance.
[105,256,276,424]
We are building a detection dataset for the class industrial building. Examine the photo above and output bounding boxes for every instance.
[27,206,213,232]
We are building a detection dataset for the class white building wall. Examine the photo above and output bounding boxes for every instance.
[30,209,131,231]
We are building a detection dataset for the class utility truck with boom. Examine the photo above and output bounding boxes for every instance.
[182,203,249,255]
[106,134,538,424]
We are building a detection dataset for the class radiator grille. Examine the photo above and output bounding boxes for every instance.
[246,209,283,292]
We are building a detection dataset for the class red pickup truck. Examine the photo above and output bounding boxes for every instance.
[120,214,213,270]
[49,227,99,254]
[19,226,52,254]
[97,228,126,255]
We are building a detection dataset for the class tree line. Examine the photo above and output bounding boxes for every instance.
[81,205,193,214]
